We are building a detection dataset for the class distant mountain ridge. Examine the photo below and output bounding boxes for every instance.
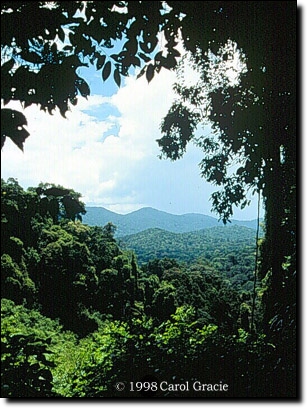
[82,206,261,237]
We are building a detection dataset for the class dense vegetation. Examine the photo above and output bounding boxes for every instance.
[119,226,258,292]
[1,179,294,398]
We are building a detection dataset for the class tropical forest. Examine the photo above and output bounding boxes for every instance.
[1,1,297,399]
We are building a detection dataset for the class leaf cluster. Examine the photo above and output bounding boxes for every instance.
[1,1,185,150]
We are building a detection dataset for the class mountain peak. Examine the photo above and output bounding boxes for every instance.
[130,206,157,213]
[132,207,169,214]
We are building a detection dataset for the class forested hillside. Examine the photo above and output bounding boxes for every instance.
[119,227,257,291]
[1,178,293,398]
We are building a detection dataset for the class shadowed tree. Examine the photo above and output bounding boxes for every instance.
[156,1,296,396]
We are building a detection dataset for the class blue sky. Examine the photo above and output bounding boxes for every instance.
[1,51,264,220]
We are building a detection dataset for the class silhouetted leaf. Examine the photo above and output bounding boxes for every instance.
[75,78,90,98]
[1,109,29,151]
[130,56,141,67]
[1,59,15,74]
[140,38,157,53]
[96,54,106,70]
[146,64,155,83]
[1,135,6,149]
[124,39,138,55]
[138,52,151,63]
[57,27,65,43]
[137,66,146,79]
[114,68,121,87]
[62,45,74,52]
[171,48,181,58]
[51,42,58,54]
[163,55,177,70]
[102,61,112,81]
[110,53,120,62]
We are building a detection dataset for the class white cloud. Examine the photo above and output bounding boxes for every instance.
[1,68,188,212]
[1,65,262,219]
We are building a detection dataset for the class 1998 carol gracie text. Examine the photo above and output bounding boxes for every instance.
[116,380,229,393]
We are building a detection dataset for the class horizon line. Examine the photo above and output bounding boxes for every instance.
[84,205,263,222]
